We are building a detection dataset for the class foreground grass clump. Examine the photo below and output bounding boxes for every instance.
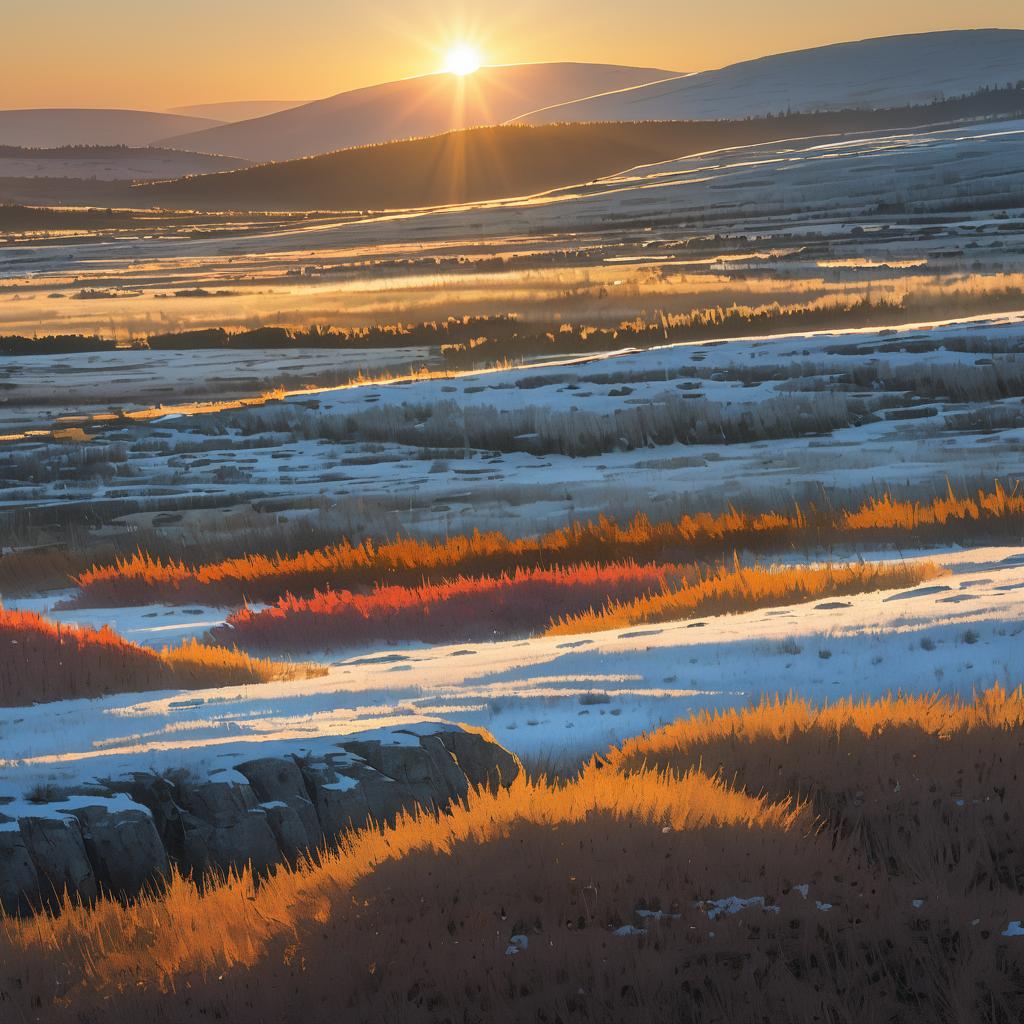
[547,558,940,635]
[215,560,680,652]
[4,687,1024,1021]
[0,608,320,705]
[71,482,1023,608]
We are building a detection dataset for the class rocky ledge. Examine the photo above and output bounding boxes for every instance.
[0,726,519,915]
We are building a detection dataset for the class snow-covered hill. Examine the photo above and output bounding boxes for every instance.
[158,62,680,162]
[519,30,1024,124]
[166,99,307,123]
[0,109,223,148]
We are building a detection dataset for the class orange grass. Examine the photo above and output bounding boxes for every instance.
[217,560,681,652]
[611,681,1024,772]
[5,687,1024,1020]
[0,766,795,998]
[70,482,1023,608]
[0,607,320,705]
[546,557,941,635]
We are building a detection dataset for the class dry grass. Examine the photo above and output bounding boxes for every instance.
[217,558,938,653]
[4,687,1024,1021]
[546,557,941,635]
[70,483,1024,608]
[0,607,320,705]
[216,560,678,653]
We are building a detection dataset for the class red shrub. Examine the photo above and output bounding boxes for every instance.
[0,607,314,706]
[214,561,679,653]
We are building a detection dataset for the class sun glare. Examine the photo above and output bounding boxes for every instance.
[444,45,482,76]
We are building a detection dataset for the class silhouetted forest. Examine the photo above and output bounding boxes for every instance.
[0,333,117,356]
[139,83,1024,212]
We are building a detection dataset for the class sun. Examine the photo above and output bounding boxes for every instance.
[444,44,482,77]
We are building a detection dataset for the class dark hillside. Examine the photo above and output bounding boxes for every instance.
[140,84,1024,212]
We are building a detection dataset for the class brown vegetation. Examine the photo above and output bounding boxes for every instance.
[215,560,678,652]
[441,287,1024,365]
[216,558,936,652]
[3,686,1024,1021]
[546,557,939,634]
[72,483,1024,607]
[0,607,319,705]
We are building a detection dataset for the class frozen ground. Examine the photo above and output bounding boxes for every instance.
[1,546,1021,798]
[4,310,1023,545]
[0,344,433,434]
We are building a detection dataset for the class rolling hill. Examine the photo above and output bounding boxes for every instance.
[0,146,247,181]
[166,100,308,122]
[137,84,1024,213]
[0,109,223,148]
[157,62,680,161]
[519,29,1024,124]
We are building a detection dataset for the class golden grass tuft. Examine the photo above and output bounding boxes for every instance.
[70,482,1022,608]
[546,557,940,635]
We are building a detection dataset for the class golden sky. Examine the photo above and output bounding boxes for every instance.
[2,0,1023,110]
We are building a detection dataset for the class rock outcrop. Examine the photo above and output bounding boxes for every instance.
[17,815,98,910]
[0,726,519,915]
[67,800,170,896]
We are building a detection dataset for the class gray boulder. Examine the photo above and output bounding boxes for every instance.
[434,730,521,791]
[418,734,471,802]
[299,756,418,839]
[173,779,281,877]
[234,757,319,846]
[64,802,170,897]
[260,802,314,863]
[342,739,451,808]
[0,821,41,915]
[18,814,97,908]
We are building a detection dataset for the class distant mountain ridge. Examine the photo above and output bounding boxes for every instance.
[518,29,1024,124]
[157,63,681,161]
[138,83,1024,214]
[167,100,308,123]
[0,109,223,148]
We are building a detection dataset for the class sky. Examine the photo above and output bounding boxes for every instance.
[2,0,1023,110]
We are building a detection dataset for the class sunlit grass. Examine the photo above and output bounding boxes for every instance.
[72,483,1022,607]
[5,686,1024,1019]
[545,557,941,635]
[0,607,321,705]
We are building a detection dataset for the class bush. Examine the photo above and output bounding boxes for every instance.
[0,607,319,705]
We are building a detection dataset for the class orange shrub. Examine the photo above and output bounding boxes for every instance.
[216,561,681,652]
[0,607,317,706]
[71,482,1023,608]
